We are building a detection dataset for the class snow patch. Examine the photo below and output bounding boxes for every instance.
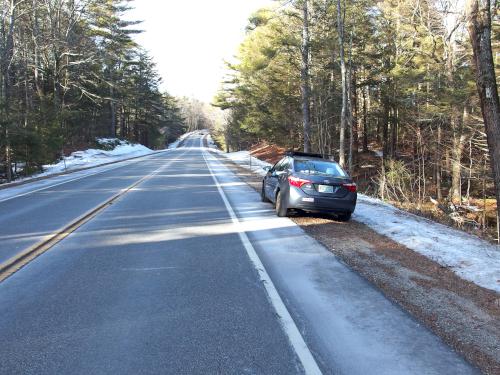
[218,150,500,293]
[217,150,272,176]
[40,139,153,176]
[354,195,500,293]
[205,133,218,149]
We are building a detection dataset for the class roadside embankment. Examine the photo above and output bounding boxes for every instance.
[210,149,500,375]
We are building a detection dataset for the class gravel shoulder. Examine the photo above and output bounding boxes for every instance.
[210,150,500,375]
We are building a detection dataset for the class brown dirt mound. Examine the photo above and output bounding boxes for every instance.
[249,142,286,165]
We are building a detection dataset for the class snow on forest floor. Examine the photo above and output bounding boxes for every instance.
[216,148,500,294]
[0,138,161,199]
[0,135,193,202]
[2,131,201,191]
[39,138,154,176]
[2,138,155,187]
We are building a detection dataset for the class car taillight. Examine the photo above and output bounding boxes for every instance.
[288,176,312,188]
[342,183,357,193]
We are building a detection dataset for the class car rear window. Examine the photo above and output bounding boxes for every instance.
[294,159,347,177]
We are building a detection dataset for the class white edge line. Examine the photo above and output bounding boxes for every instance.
[202,147,322,375]
[0,151,171,203]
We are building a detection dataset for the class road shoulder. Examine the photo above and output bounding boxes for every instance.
[210,149,500,375]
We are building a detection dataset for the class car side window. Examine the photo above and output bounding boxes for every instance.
[274,159,285,172]
[281,158,290,171]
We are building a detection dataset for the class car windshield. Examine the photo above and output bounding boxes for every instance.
[294,159,347,177]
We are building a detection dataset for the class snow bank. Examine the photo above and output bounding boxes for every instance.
[205,133,218,149]
[218,150,500,293]
[354,195,500,293]
[40,139,153,176]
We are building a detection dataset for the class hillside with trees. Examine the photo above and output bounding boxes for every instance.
[215,0,500,241]
[0,0,186,182]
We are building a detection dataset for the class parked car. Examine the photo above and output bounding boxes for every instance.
[261,152,357,220]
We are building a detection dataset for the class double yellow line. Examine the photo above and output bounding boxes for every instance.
[0,150,187,283]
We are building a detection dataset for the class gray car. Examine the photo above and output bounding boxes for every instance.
[261,152,357,220]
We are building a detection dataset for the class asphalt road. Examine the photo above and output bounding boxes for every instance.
[0,134,479,374]
[0,149,180,264]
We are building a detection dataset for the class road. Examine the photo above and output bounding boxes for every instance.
[0,134,479,374]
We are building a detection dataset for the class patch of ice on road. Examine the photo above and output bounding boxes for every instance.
[218,150,500,293]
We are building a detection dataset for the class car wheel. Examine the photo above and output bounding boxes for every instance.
[261,183,269,202]
[337,212,352,221]
[275,191,289,217]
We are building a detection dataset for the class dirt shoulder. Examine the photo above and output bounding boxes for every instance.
[210,150,500,375]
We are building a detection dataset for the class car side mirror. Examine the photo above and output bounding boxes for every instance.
[262,166,271,172]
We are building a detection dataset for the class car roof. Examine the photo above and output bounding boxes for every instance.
[292,156,339,164]
[284,151,339,164]
[286,151,323,158]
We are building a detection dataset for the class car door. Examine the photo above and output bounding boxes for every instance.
[276,157,292,191]
[265,159,285,202]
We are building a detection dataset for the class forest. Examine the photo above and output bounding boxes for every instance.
[0,0,186,182]
[215,0,500,240]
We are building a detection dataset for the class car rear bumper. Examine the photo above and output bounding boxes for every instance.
[287,186,357,213]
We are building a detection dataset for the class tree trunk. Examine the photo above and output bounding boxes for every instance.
[110,85,116,137]
[466,0,500,225]
[390,107,398,158]
[362,84,369,152]
[445,28,464,202]
[448,101,467,201]
[382,104,389,158]
[336,0,348,167]
[450,132,466,202]
[435,124,442,201]
[350,63,358,171]
[120,105,126,138]
[300,0,312,153]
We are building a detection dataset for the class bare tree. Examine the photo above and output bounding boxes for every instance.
[336,0,349,167]
[301,0,312,152]
[466,0,500,226]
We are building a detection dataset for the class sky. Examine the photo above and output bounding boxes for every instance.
[129,0,274,103]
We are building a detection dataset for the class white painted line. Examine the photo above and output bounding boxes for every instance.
[202,149,322,375]
[0,151,172,204]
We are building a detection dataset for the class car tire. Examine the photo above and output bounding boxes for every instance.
[275,191,289,217]
[337,212,352,221]
[261,183,269,202]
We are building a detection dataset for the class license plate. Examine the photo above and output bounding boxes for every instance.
[318,185,334,193]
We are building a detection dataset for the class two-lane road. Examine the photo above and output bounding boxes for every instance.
[0,149,186,264]
[0,134,478,374]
